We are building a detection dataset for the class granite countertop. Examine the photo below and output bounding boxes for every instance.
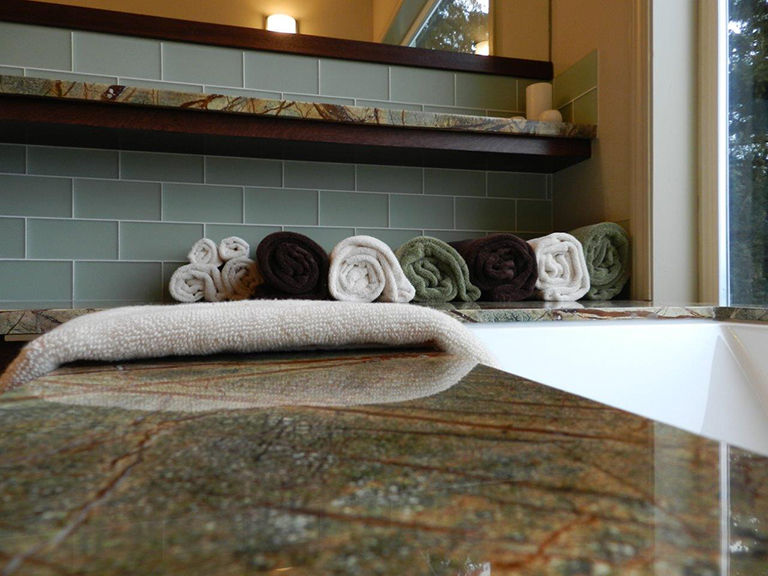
[0,74,597,140]
[1,348,766,574]
[1,301,766,337]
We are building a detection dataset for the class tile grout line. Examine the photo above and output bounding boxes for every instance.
[69,32,74,72]
[23,217,27,259]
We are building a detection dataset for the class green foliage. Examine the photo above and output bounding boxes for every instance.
[411,0,489,54]
[729,0,768,305]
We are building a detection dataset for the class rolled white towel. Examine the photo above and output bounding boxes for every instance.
[169,264,225,303]
[218,236,250,261]
[528,232,590,301]
[221,257,262,300]
[329,235,416,303]
[187,238,223,267]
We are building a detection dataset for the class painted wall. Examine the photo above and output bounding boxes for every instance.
[550,0,633,232]
[493,0,550,61]
[373,0,404,42]
[0,23,553,308]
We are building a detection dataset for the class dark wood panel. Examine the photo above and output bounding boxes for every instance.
[0,0,553,79]
[0,96,591,173]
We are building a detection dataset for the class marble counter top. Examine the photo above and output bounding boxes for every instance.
[1,349,766,574]
[2,302,766,337]
[0,75,597,140]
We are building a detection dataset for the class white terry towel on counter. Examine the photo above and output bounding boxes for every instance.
[329,235,416,303]
[168,264,225,303]
[0,300,498,391]
[188,238,223,267]
[528,232,590,301]
[221,257,262,300]
[218,236,250,261]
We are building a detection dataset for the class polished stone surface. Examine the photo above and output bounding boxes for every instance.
[0,349,766,574]
[5,301,767,336]
[0,74,597,139]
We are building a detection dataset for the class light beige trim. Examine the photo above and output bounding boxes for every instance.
[629,0,652,300]
[698,0,728,304]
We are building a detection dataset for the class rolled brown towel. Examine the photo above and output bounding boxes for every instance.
[255,231,330,300]
[450,233,538,301]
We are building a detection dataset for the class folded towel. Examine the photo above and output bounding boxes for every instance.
[329,235,415,303]
[450,234,538,301]
[221,257,262,300]
[218,236,250,262]
[570,222,631,300]
[395,237,480,303]
[28,355,478,413]
[168,264,224,303]
[527,233,590,301]
[256,232,329,300]
[0,300,498,391]
[187,238,223,267]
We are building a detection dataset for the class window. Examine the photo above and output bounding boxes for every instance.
[410,0,490,55]
[727,0,768,305]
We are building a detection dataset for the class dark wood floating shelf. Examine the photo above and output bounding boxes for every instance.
[0,74,594,172]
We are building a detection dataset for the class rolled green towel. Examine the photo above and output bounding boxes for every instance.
[395,237,481,303]
[570,222,631,300]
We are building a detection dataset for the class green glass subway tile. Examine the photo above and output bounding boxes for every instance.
[553,50,598,109]
[319,191,388,227]
[0,218,24,258]
[425,169,485,197]
[244,188,317,226]
[0,23,71,70]
[573,89,599,125]
[455,73,517,110]
[0,144,25,174]
[74,32,161,80]
[75,261,163,301]
[1,301,74,309]
[163,42,243,87]
[283,227,354,253]
[356,100,422,112]
[121,152,204,183]
[205,224,281,256]
[0,66,24,76]
[390,66,454,106]
[423,105,486,116]
[205,157,282,187]
[27,219,118,260]
[389,195,453,229]
[204,86,281,99]
[284,161,355,190]
[319,59,388,100]
[516,200,552,232]
[162,261,187,302]
[455,198,516,230]
[355,228,421,250]
[117,78,204,93]
[487,172,548,199]
[425,230,486,243]
[28,147,119,179]
[517,78,538,112]
[0,261,72,301]
[485,110,525,119]
[356,165,423,194]
[27,69,118,84]
[163,184,242,223]
[559,101,574,123]
[120,222,204,260]
[244,52,318,94]
[74,180,161,221]
[283,93,355,106]
[0,175,72,217]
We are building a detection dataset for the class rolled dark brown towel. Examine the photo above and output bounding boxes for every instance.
[450,234,538,301]
[255,231,330,300]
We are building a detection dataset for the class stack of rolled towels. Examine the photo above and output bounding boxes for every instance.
[168,222,630,304]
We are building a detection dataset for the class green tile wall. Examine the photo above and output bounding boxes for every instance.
[553,50,599,125]
[0,23,556,306]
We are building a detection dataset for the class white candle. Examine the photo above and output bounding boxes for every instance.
[526,82,553,121]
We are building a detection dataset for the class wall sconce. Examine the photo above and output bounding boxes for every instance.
[266,14,297,34]
[473,40,490,56]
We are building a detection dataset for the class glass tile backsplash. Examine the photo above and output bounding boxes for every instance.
[0,22,555,308]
